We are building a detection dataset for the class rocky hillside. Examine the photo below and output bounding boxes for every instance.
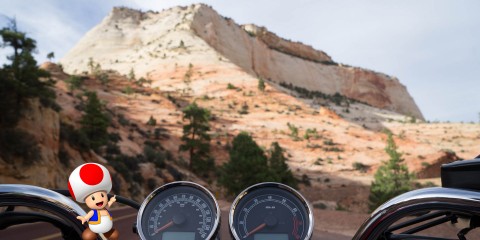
[0,62,204,202]
[61,4,423,120]
[57,4,478,212]
[3,4,479,217]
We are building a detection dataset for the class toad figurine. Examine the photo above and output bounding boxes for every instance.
[68,163,119,240]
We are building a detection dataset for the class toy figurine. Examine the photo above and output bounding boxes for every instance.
[68,163,119,240]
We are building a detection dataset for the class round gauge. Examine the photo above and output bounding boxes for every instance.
[137,181,220,240]
[229,182,314,240]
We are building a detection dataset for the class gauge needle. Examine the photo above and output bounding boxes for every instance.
[245,223,266,238]
[155,220,174,234]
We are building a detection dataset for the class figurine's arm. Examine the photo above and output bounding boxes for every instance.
[107,195,116,209]
[76,210,94,224]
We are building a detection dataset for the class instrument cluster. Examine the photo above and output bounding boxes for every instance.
[137,181,313,240]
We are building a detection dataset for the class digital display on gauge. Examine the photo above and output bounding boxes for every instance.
[137,182,220,240]
[229,183,313,240]
[163,232,195,240]
[254,233,289,240]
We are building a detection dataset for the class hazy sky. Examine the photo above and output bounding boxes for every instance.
[1,0,479,122]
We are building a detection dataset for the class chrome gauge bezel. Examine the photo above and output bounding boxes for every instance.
[137,181,221,240]
[229,182,314,240]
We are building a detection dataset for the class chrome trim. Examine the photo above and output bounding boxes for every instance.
[136,181,221,240]
[0,184,87,234]
[228,182,314,240]
[353,187,480,240]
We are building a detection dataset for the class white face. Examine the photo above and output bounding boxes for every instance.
[85,191,108,210]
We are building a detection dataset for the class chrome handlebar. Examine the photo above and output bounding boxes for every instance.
[4,184,480,239]
[353,187,480,240]
[0,184,87,237]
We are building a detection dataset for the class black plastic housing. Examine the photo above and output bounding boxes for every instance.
[441,158,480,190]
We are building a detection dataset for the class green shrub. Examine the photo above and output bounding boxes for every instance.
[306,143,321,149]
[117,114,130,126]
[60,122,90,151]
[106,142,121,156]
[238,102,249,115]
[278,82,361,106]
[65,75,84,92]
[136,77,147,86]
[287,122,300,141]
[144,145,165,168]
[324,146,343,152]
[132,172,143,184]
[58,148,70,167]
[123,86,134,95]
[301,174,311,186]
[304,128,320,140]
[313,202,327,209]
[352,162,370,173]
[0,129,40,165]
[258,78,265,92]
[108,132,122,143]
[98,73,109,85]
[154,128,161,139]
[146,115,157,126]
[147,178,157,191]
[144,140,161,149]
[227,83,236,90]
[323,139,336,146]
[109,159,132,182]
[167,165,184,181]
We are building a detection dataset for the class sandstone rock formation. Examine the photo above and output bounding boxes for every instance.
[61,4,424,120]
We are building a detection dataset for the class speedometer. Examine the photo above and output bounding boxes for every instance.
[229,182,314,240]
[137,181,220,240]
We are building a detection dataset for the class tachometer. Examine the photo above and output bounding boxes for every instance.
[137,181,220,240]
[229,182,313,240]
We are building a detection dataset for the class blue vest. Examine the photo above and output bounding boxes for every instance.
[89,209,112,225]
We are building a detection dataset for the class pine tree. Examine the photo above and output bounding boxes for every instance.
[268,142,297,188]
[179,102,213,175]
[219,132,276,195]
[47,52,55,61]
[80,91,109,150]
[0,19,55,128]
[87,57,95,74]
[128,68,135,81]
[369,133,415,212]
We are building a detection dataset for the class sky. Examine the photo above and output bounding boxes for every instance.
[1,0,479,122]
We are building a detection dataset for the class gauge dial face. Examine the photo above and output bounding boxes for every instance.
[138,182,220,240]
[230,183,313,240]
